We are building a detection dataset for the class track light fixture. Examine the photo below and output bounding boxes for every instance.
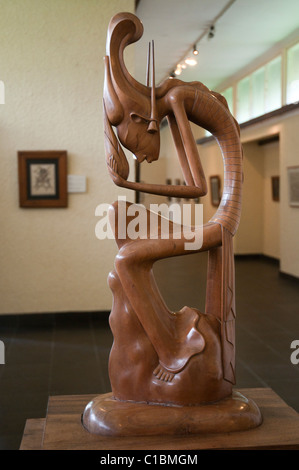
[167,0,236,81]
[208,25,215,39]
[174,64,182,75]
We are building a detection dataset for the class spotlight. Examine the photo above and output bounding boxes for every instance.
[185,57,197,66]
[174,64,182,75]
[193,44,199,55]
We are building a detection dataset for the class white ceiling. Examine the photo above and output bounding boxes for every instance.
[133,0,299,90]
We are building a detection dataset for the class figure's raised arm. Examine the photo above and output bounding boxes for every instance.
[166,86,207,196]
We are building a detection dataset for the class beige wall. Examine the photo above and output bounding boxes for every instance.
[0,0,135,314]
[1,1,299,316]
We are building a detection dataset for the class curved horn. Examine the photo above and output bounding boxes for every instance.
[103,56,124,126]
[105,12,150,100]
[148,40,159,133]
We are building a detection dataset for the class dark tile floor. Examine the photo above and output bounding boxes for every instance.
[0,255,299,450]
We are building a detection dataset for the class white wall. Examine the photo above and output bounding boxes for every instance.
[239,113,299,278]
[234,141,264,255]
[263,141,280,259]
[233,139,280,258]
[279,113,299,277]
[0,0,135,314]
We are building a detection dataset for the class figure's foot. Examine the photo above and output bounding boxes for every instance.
[154,306,205,376]
[153,364,175,382]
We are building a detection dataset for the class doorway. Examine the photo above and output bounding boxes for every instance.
[234,135,280,261]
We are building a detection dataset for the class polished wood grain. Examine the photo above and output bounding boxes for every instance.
[83,12,254,435]
[19,418,45,450]
[21,389,299,450]
[83,390,262,437]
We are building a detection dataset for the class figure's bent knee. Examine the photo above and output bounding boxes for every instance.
[109,200,147,249]
[116,244,140,269]
[115,243,152,280]
[107,269,121,291]
[108,200,129,241]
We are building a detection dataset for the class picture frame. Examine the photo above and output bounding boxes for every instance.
[271,176,280,202]
[287,166,299,207]
[210,175,221,207]
[18,150,67,208]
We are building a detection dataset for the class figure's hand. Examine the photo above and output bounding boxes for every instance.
[103,100,130,182]
[106,154,126,186]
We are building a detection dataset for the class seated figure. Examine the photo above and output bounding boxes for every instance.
[83,12,262,436]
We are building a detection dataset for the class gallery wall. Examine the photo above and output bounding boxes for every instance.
[236,139,280,259]
[1,1,298,316]
[0,0,135,314]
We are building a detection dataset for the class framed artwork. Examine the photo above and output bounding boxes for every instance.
[271,176,280,202]
[287,166,299,207]
[18,150,67,208]
[210,175,221,207]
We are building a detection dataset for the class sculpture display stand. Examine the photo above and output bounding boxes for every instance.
[20,388,299,450]
[82,12,262,437]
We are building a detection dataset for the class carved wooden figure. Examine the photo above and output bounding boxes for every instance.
[83,12,262,436]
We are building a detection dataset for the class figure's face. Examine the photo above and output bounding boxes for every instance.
[117,112,160,163]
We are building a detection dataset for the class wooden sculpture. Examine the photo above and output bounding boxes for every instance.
[82,12,262,436]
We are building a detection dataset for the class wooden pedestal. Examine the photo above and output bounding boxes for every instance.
[20,388,299,450]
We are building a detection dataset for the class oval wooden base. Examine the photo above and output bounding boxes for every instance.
[82,391,262,437]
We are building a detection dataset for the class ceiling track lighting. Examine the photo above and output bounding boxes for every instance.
[167,0,236,80]
[168,45,199,78]
[208,25,215,39]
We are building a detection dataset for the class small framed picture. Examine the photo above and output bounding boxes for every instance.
[271,176,279,202]
[18,151,67,208]
[210,175,221,207]
[287,166,299,207]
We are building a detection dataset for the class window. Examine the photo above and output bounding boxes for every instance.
[222,87,233,113]
[251,66,265,118]
[266,56,282,112]
[235,56,282,123]
[286,42,299,104]
[209,40,299,134]
[236,76,250,123]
